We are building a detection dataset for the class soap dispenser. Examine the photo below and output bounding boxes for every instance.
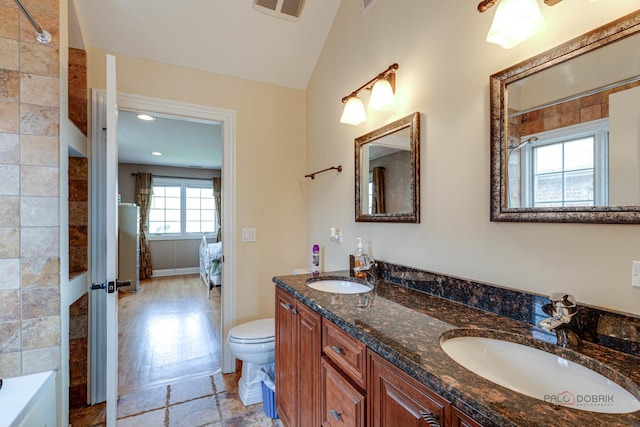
[350,238,366,279]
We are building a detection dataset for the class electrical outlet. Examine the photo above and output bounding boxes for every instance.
[632,261,640,288]
[242,228,256,242]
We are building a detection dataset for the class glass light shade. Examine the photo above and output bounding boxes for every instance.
[486,0,546,49]
[340,96,367,125]
[368,79,395,111]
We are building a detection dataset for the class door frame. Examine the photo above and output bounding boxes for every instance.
[96,91,237,374]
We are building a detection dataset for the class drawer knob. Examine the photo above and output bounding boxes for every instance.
[420,410,440,427]
[330,409,343,421]
[331,345,343,354]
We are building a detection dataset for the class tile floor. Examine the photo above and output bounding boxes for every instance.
[69,371,283,426]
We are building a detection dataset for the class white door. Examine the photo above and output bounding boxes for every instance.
[89,54,119,427]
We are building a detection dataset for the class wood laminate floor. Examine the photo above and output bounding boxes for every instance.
[117,274,222,396]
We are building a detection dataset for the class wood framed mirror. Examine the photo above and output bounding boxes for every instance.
[490,11,640,223]
[355,112,420,223]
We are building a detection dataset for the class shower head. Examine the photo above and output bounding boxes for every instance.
[508,136,538,152]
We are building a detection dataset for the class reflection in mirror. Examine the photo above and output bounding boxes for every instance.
[355,112,420,223]
[490,11,640,223]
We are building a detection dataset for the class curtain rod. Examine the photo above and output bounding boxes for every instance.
[13,0,52,44]
[130,172,214,181]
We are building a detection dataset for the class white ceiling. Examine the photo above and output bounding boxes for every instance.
[71,0,342,169]
[117,110,223,169]
[71,0,342,90]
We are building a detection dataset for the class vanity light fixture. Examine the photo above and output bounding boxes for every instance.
[340,96,367,126]
[478,0,562,49]
[340,63,399,125]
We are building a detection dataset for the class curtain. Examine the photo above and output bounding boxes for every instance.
[136,173,153,279]
[213,177,222,242]
[372,167,386,214]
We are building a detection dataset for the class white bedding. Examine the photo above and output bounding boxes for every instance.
[200,236,222,295]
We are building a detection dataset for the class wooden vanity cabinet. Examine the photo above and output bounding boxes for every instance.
[368,350,451,427]
[275,287,485,427]
[275,287,322,427]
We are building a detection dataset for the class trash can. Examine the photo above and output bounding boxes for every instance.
[258,363,278,419]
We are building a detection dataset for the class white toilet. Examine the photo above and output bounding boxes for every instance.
[227,318,276,406]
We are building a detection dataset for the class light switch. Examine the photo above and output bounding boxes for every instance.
[632,261,640,288]
[242,228,256,242]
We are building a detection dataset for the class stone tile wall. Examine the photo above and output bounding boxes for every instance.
[0,0,61,377]
[68,47,86,136]
[514,80,640,137]
[68,156,87,276]
[69,293,88,408]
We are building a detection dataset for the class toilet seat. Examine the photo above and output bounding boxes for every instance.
[228,318,275,344]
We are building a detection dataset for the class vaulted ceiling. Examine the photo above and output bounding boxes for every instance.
[70,0,342,90]
[70,0,343,168]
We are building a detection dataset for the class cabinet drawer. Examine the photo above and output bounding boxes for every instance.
[321,358,366,427]
[322,318,367,388]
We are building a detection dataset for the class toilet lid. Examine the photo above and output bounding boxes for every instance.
[228,318,275,341]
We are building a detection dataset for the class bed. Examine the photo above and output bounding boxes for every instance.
[200,236,222,297]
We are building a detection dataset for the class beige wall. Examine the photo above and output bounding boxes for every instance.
[87,50,308,321]
[307,1,640,315]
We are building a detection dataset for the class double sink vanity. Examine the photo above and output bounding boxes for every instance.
[272,265,640,427]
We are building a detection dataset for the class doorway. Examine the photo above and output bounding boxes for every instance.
[88,91,237,403]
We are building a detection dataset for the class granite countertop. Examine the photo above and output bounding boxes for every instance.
[273,272,640,427]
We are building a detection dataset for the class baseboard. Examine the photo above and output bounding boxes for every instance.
[151,267,199,277]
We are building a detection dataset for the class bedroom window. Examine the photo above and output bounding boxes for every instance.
[149,178,216,238]
[516,119,608,208]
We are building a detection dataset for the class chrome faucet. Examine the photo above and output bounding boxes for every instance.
[352,254,377,286]
[539,293,582,347]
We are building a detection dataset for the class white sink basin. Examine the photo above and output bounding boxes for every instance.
[440,336,640,414]
[307,279,372,294]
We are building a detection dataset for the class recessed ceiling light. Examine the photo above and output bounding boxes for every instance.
[137,114,155,121]
[151,151,162,156]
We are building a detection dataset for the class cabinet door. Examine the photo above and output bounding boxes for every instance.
[275,288,297,427]
[275,287,322,427]
[369,350,450,427]
[296,300,322,426]
[321,358,366,427]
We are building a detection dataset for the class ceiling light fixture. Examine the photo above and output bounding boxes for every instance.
[340,63,399,126]
[137,114,155,121]
[478,0,562,49]
[151,152,162,156]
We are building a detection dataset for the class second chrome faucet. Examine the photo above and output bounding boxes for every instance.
[539,292,582,347]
